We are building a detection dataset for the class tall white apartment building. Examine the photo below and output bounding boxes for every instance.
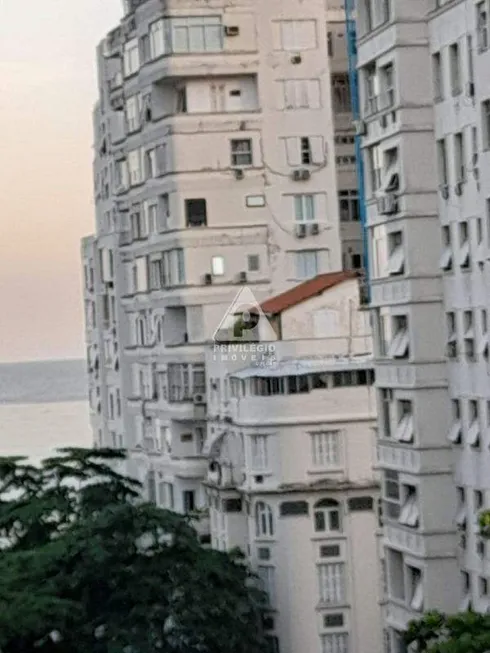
[82,0,364,519]
[355,0,490,647]
[203,271,382,653]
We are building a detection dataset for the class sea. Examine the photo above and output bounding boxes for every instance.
[0,359,92,465]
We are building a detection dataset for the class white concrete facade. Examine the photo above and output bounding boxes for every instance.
[203,276,382,653]
[82,0,364,523]
[355,0,490,648]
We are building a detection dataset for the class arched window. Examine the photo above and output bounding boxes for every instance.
[314,499,341,533]
[255,501,274,538]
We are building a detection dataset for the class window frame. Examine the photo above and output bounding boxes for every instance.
[230,138,253,167]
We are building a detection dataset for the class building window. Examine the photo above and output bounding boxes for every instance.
[394,400,414,443]
[380,389,392,437]
[231,139,253,166]
[387,231,404,276]
[145,149,157,179]
[468,399,480,447]
[176,86,187,113]
[161,249,185,286]
[436,138,448,187]
[299,137,312,164]
[449,399,462,445]
[185,198,207,227]
[363,63,377,116]
[257,566,276,607]
[125,94,142,132]
[128,149,144,185]
[449,42,461,96]
[279,79,321,110]
[311,431,340,467]
[408,567,424,612]
[275,19,317,50]
[479,576,488,598]
[171,16,223,53]
[367,145,382,195]
[255,501,274,538]
[477,2,489,52]
[318,563,346,605]
[331,74,351,113]
[459,221,470,269]
[251,434,269,470]
[183,490,195,513]
[432,52,443,101]
[339,190,359,221]
[440,225,453,271]
[446,312,457,358]
[399,485,419,528]
[383,470,400,519]
[321,633,348,653]
[167,363,205,402]
[149,19,167,58]
[380,63,395,109]
[294,194,316,222]
[314,499,341,533]
[454,132,466,183]
[123,38,140,77]
[211,255,225,276]
[388,315,410,359]
[247,254,260,272]
[482,100,490,150]
[295,251,319,279]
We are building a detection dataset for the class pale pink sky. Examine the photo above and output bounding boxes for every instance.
[0,0,121,362]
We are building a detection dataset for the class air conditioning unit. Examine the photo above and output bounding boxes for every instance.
[292,168,311,181]
[454,181,464,196]
[377,193,398,215]
[237,271,247,283]
[295,223,307,238]
[354,120,367,136]
[291,53,302,64]
[233,168,244,180]
[309,222,320,236]
[193,393,206,405]
[224,25,240,36]
[203,273,212,285]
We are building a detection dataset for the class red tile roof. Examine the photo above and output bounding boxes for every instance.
[260,271,359,315]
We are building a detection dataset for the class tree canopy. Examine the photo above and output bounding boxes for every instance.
[0,448,269,653]
[405,610,490,653]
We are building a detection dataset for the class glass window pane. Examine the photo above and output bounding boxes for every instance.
[172,26,188,52]
[315,510,326,531]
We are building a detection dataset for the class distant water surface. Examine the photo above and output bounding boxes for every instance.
[0,359,91,464]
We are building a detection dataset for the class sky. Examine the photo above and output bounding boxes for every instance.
[0,0,121,362]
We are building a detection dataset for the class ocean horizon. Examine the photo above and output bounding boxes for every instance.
[0,359,92,463]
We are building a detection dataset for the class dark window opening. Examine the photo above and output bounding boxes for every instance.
[185,198,207,227]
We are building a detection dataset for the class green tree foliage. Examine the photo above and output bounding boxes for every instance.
[405,610,490,653]
[0,448,268,653]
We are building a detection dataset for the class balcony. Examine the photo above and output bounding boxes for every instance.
[385,601,416,632]
[169,457,208,480]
